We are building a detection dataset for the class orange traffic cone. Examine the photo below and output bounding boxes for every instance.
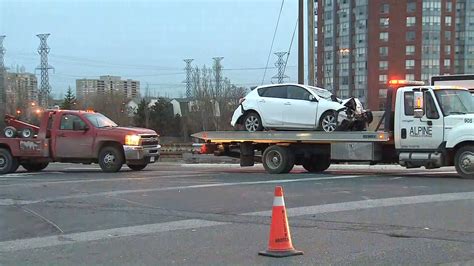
[259,186,303,257]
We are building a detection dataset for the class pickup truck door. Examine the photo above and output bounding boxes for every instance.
[54,114,95,158]
[398,90,444,150]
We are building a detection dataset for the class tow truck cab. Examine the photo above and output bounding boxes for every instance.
[394,85,474,174]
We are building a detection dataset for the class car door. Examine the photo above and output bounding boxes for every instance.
[55,114,95,158]
[398,90,444,149]
[256,86,286,126]
[283,85,318,128]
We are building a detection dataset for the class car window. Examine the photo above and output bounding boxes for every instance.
[261,86,287,98]
[287,86,311,100]
[60,114,86,130]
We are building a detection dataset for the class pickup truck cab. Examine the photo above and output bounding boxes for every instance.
[0,110,160,174]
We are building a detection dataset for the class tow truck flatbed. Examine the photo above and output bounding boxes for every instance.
[192,131,392,144]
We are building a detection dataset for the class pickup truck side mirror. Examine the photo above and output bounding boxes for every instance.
[413,91,424,118]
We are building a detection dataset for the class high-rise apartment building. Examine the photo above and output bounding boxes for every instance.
[4,72,38,113]
[316,0,474,110]
[76,75,140,103]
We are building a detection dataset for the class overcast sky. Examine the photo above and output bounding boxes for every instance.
[0,0,303,98]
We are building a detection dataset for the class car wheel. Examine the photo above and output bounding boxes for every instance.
[243,112,263,132]
[21,128,34,138]
[99,146,124,173]
[319,111,338,132]
[21,162,49,172]
[127,164,148,171]
[3,126,17,138]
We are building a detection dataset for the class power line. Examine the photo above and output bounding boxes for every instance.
[284,18,298,76]
[261,0,285,85]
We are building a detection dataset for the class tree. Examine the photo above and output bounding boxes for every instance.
[61,87,77,110]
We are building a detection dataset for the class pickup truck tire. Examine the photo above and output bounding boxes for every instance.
[127,164,148,171]
[0,148,17,174]
[302,155,331,173]
[3,126,17,138]
[99,146,124,173]
[262,145,294,174]
[455,145,474,179]
[21,162,49,172]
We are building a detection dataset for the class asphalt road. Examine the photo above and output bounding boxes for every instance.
[0,162,473,265]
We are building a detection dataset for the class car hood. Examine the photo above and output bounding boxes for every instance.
[99,126,158,136]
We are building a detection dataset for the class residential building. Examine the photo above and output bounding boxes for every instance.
[316,0,474,110]
[4,72,38,113]
[76,75,140,103]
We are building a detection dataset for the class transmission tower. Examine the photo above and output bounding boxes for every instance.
[212,57,224,95]
[183,59,194,98]
[36,34,54,107]
[272,51,289,84]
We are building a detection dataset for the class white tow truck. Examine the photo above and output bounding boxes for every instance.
[193,80,474,179]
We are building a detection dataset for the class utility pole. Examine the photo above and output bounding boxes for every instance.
[212,57,224,96]
[298,0,304,84]
[36,34,54,108]
[307,0,315,86]
[272,52,289,84]
[0,35,6,117]
[183,59,194,98]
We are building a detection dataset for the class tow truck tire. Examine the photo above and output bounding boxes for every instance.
[3,126,17,138]
[262,145,294,174]
[127,164,148,171]
[302,155,331,173]
[20,128,34,138]
[0,148,16,174]
[454,145,474,179]
[21,162,49,172]
[98,146,124,173]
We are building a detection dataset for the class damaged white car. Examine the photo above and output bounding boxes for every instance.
[231,83,372,132]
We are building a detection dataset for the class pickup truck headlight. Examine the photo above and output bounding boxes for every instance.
[125,135,141,146]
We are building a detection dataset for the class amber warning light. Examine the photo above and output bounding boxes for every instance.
[388,80,425,86]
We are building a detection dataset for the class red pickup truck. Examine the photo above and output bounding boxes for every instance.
[0,110,160,174]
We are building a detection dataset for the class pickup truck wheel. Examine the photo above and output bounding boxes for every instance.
[0,148,16,174]
[99,146,124,173]
[262,145,294,174]
[127,164,148,171]
[3,126,17,138]
[455,145,474,179]
[21,162,49,172]
[302,155,331,173]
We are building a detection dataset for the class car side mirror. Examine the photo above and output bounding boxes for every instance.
[413,91,424,118]
[309,95,318,102]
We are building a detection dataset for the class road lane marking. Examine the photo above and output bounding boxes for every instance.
[1,191,473,252]
[0,219,226,253]
[0,175,360,206]
[245,191,474,217]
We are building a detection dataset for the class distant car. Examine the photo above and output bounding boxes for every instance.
[231,83,347,132]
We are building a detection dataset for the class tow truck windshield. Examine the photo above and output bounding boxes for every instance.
[85,113,118,128]
[435,89,474,115]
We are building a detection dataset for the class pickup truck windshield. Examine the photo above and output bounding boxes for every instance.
[434,89,474,115]
[84,113,118,128]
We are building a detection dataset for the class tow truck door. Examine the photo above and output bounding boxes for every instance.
[398,90,444,149]
[54,114,95,158]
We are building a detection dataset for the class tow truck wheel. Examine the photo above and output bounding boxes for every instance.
[262,145,294,174]
[21,162,49,172]
[127,164,148,171]
[455,145,474,179]
[3,126,17,138]
[20,128,34,138]
[302,155,331,173]
[99,146,124,173]
[0,148,17,174]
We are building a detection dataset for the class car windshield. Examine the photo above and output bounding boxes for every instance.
[84,113,118,128]
[305,85,333,99]
[434,89,474,115]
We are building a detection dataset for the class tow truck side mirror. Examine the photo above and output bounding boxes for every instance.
[413,91,424,118]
